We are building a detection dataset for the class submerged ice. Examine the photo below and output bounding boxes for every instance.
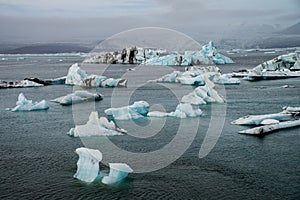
[6,93,49,112]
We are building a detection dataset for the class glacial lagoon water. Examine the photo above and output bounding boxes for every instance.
[0,52,299,199]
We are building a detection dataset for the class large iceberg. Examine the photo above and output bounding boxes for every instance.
[6,93,49,112]
[102,163,133,185]
[83,42,233,66]
[74,147,103,183]
[242,52,300,81]
[104,101,150,120]
[148,103,202,118]
[51,91,103,106]
[65,63,127,87]
[68,112,126,137]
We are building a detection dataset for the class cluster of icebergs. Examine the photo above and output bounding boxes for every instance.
[1,63,127,89]
[74,147,133,185]
[232,106,300,135]
[233,52,300,81]
[84,41,234,66]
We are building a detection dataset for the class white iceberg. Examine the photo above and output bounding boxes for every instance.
[148,103,202,118]
[181,83,225,105]
[68,112,125,137]
[231,113,293,125]
[65,63,127,87]
[105,101,150,120]
[51,91,103,106]
[102,163,133,185]
[239,120,300,135]
[6,93,49,112]
[200,41,234,65]
[282,106,300,114]
[74,147,103,183]
[15,80,44,87]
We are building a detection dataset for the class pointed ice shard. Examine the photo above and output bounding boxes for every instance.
[6,93,49,112]
[102,163,133,185]
[74,147,103,183]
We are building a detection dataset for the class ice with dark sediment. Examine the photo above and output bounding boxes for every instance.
[51,91,103,106]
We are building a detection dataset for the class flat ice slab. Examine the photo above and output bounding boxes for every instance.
[231,113,292,125]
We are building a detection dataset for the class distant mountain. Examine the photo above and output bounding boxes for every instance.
[280,22,300,35]
[0,43,93,54]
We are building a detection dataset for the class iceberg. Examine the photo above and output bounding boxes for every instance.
[68,112,125,137]
[243,52,300,81]
[102,163,133,185]
[65,63,127,87]
[148,103,202,118]
[231,113,292,125]
[105,101,150,120]
[181,83,225,105]
[6,93,49,112]
[51,91,103,106]
[74,147,103,183]
[239,120,300,135]
[200,41,234,65]
[0,80,44,88]
[215,74,240,85]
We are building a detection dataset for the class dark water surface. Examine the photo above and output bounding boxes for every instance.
[0,52,299,200]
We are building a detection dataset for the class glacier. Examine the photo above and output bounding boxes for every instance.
[65,63,127,87]
[6,93,49,112]
[102,163,133,185]
[51,91,103,106]
[104,101,150,120]
[68,112,126,137]
[74,147,103,183]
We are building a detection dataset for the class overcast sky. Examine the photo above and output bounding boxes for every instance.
[0,0,299,43]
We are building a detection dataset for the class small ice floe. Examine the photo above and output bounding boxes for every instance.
[51,91,103,106]
[68,112,126,137]
[215,74,240,85]
[74,147,103,183]
[239,120,300,135]
[282,106,300,114]
[102,163,133,185]
[280,85,295,88]
[105,101,150,120]
[6,93,49,112]
[148,103,203,118]
[65,63,127,87]
[44,76,66,85]
[0,80,44,88]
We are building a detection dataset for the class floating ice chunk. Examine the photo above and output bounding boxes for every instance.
[6,93,49,112]
[148,103,202,118]
[231,113,292,125]
[65,63,126,87]
[181,92,207,105]
[67,112,125,137]
[15,80,43,88]
[282,106,300,114]
[74,147,102,183]
[155,71,182,83]
[215,74,240,85]
[239,120,300,135]
[45,76,66,85]
[105,101,150,120]
[102,163,133,185]
[51,91,103,106]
